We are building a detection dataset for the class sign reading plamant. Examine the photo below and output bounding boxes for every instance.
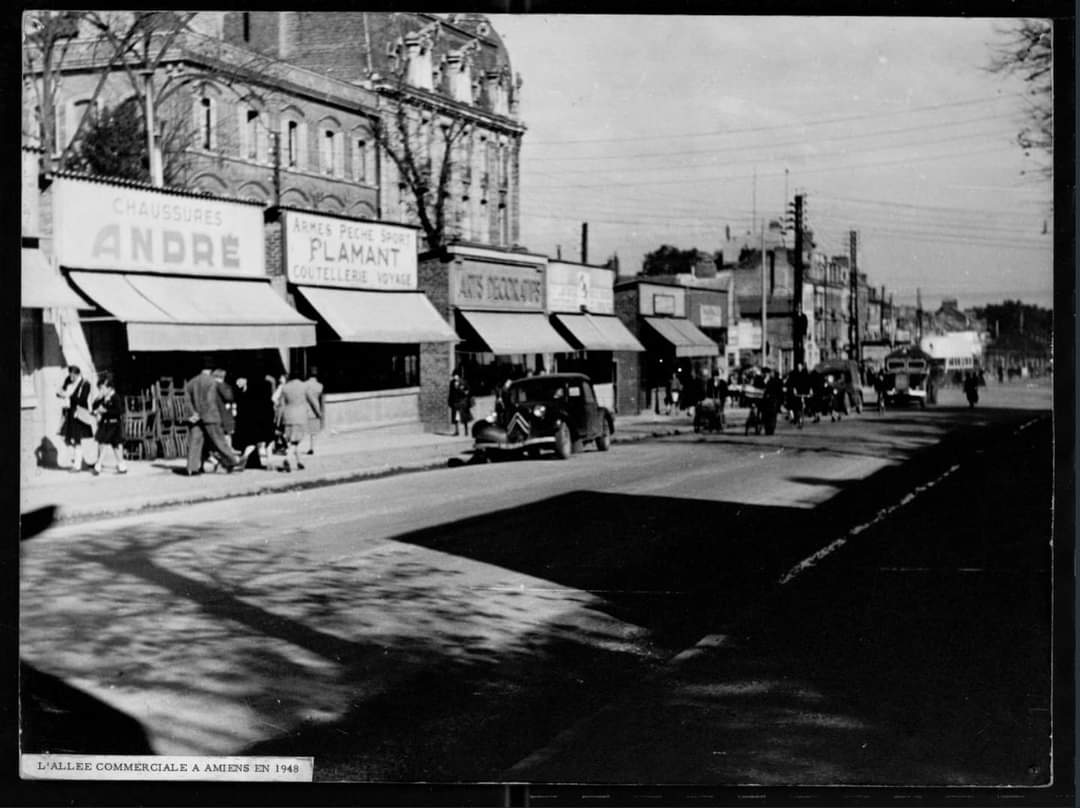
[22,754,313,782]
[450,260,544,311]
[54,178,265,277]
[285,211,417,290]
[546,262,614,314]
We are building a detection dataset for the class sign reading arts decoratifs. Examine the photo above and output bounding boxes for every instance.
[284,211,417,290]
[53,178,264,277]
[449,260,544,311]
[546,262,615,314]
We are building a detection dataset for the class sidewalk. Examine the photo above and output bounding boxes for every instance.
[20,410,714,525]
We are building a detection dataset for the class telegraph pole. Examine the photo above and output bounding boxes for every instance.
[792,193,805,368]
[760,221,767,368]
[270,131,282,207]
[580,222,588,265]
[849,230,860,364]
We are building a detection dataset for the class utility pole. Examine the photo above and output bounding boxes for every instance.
[760,221,767,368]
[916,287,923,344]
[556,244,562,260]
[849,230,860,364]
[792,193,805,368]
[580,222,588,265]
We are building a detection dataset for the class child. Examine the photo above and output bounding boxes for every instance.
[92,372,127,475]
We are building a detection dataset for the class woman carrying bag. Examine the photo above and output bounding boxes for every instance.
[56,365,95,472]
[91,371,127,475]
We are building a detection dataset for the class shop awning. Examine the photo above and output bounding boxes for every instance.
[296,286,458,343]
[67,271,316,351]
[643,316,719,357]
[553,313,644,352]
[458,310,574,355]
[22,249,89,309]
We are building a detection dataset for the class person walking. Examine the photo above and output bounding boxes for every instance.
[668,372,683,415]
[304,367,325,456]
[277,370,321,472]
[56,365,94,472]
[233,375,277,469]
[963,372,980,408]
[91,371,127,475]
[448,369,472,436]
[184,364,241,476]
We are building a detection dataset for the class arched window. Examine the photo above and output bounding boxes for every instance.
[239,105,265,162]
[318,119,344,177]
[280,109,307,170]
[195,95,217,150]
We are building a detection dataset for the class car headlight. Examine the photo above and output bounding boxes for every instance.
[532,404,547,418]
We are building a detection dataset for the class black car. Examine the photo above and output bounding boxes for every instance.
[472,373,614,459]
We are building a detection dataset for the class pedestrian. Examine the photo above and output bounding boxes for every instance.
[183,363,243,476]
[233,375,276,469]
[91,371,127,475]
[963,372,980,408]
[277,369,320,472]
[668,372,682,415]
[56,365,94,472]
[873,369,889,413]
[213,368,237,448]
[304,366,325,456]
[448,369,472,436]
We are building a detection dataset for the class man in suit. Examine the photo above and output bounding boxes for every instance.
[184,362,242,475]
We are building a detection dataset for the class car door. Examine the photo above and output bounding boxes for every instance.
[578,381,601,439]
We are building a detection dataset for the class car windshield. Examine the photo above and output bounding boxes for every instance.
[509,379,567,403]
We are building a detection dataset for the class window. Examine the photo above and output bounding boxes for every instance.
[320,129,339,175]
[242,108,261,160]
[353,139,368,183]
[286,120,299,167]
[197,97,215,150]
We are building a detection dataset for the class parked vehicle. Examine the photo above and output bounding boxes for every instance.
[471,373,614,460]
[881,346,936,408]
[812,359,864,414]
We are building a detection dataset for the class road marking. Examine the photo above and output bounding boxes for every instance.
[777,463,962,586]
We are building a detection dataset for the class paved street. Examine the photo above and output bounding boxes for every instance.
[20,383,1055,784]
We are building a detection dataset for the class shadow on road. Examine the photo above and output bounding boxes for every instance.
[18,409,1055,784]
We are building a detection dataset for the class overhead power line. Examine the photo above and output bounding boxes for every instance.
[525,93,1023,146]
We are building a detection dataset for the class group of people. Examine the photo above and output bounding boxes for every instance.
[56,365,127,475]
[183,365,324,475]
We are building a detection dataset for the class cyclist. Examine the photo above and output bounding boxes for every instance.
[787,361,813,429]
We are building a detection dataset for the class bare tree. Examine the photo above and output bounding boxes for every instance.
[372,85,472,256]
[24,11,281,186]
[988,18,1053,179]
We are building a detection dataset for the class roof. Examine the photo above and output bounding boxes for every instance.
[50,170,266,206]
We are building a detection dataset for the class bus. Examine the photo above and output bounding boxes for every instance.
[882,345,936,409]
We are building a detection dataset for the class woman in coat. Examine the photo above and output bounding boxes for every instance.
[234,374,277,468]
[277,370,321,472]
[91,371,127,475]
[447,369,472,436]
[56,365,94,472]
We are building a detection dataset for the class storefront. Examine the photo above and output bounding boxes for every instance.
[21,151,96,475]
[614,280,719,412]
[52,174,317,406]
[418,245,573,423]
[281,208,458,432]
[546,260,644,414]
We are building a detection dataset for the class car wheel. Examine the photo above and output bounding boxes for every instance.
[554,423,572,459]
[596,419,611,451]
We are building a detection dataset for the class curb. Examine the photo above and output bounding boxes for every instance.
[38,427,690,526]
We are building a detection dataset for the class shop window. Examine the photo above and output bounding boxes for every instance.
[317,343,419,394]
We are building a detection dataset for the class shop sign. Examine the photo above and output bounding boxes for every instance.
[698,304,725,328]
[54,179,264,277]
[546,263,614,314]
[285,211,417,290]
[450,261,544,311]
[637,283,685,317]
[22,150,39,236]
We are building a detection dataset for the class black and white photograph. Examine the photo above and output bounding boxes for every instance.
[16,7,1072,803]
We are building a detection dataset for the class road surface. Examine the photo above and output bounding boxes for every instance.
[20,383,1055,784]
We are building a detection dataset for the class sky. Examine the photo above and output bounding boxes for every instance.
[489,15,1054,310]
